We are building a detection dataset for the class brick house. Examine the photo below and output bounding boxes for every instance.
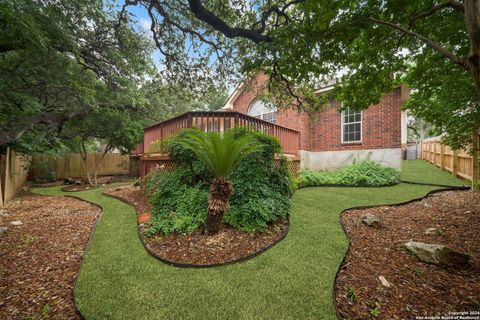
[222,73,408,170]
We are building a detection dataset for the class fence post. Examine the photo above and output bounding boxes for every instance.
[234,112,239,127]
[186,113,193,128]
[452,149,458,178]
[472,132,479,188]
[440,143,445,170]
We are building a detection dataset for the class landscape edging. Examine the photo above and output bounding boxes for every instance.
[101,190,290,269]
[331,185,470,320]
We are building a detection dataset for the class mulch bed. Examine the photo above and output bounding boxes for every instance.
[103,186,288,266]
[335,190,480,320]
[0,191,101,319]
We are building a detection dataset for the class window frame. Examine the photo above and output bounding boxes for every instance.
[247,99,278,124]
[341,106,363,144]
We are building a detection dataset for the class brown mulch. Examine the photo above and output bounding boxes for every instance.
[103,186,288,266]
[0,192,101,320]
[335,190,480,320]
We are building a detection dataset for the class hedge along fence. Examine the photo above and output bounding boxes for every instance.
[30,153,129,180]
[421,134,480,182]
[0,148,30,207]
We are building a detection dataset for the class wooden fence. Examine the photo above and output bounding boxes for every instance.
[31,153,129,180]
[1,148,30,207]
[421,135,480,182]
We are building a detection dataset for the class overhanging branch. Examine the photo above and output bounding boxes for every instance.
[368,17,467,69]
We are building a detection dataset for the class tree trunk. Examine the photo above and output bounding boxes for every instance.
[472,130,479,190]
[79,141,95,187]
[205,177,234,235]
[465,0,480,94]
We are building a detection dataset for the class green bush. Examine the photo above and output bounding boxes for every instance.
[146,170,208,235]
[145,127,294,235]
[297,161,400,188]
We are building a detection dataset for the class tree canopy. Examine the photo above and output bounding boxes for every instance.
[123,0,479,149]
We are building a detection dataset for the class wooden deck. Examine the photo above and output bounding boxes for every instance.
[133,111,300,156]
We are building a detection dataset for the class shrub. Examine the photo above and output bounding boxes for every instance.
[145,127,294,235]
[145,170,208,235]
[297,161,400,188]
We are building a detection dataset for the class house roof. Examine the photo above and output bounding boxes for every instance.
[221,76,337,110]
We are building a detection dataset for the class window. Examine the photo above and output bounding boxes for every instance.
[247,100,277,123]
[341,107,362,143]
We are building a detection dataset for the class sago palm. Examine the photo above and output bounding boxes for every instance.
[176,129,263,234]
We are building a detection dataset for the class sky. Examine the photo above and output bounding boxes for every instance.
[113,1,164,68]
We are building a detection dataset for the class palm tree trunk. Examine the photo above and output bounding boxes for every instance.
[205,177,234,235]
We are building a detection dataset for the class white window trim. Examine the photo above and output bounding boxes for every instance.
[247,100,278,124]
[341,106,363,144]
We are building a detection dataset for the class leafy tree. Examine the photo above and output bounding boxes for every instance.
[175,129,263,234]
[64,108,143,186]
[0,0,153,149]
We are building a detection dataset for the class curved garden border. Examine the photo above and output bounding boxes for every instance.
[332,185,470,320]
[102,191,290,269]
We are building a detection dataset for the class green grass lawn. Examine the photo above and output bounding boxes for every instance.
[401,160,467,186]
[33,161,464,320]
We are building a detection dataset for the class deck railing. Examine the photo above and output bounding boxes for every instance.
[140,111,300,155]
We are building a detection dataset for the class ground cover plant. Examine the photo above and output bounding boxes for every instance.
[297,160,401,188]
[31,160,465,319]
[145,127,294,235]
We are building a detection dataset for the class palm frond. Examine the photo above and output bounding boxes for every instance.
[174,129,263,177]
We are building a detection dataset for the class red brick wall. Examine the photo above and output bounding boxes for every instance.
[230,74,402,152]
[231,74,310,149]
[307,88,402,151]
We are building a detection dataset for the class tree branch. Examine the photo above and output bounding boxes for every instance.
[0,108,90,146]
[368,17,467,69]
[187,0,272,43]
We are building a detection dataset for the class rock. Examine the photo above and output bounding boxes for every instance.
[465,210,472,214]
[425,227,441,235]
[0,226,8,234]
[64,178,75,185]
[378,275,390,287]
[10,220,23,226]
[74,180,82,185]
[361,213,381,228]
[403,241,470,266]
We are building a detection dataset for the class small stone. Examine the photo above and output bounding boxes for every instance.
[74,180,82,185]
[10,220,23,226]
[425,227,439,235]
[465,211,472,214]
[0,209,7,216]
[403,241,470,266]
[0,226,8,234]
[378,275,390,287]
[361,213,381,228]
[423,202,432,208]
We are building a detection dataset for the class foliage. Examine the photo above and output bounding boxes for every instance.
[146,170,208,236]
[146,128,294,234]
[297,161,401,188]
[0,0,154,150]
[173,128,263,177]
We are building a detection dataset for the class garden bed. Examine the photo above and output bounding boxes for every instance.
[103,185,288,266]
[0,191,101,319]
[335,190,480,319]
